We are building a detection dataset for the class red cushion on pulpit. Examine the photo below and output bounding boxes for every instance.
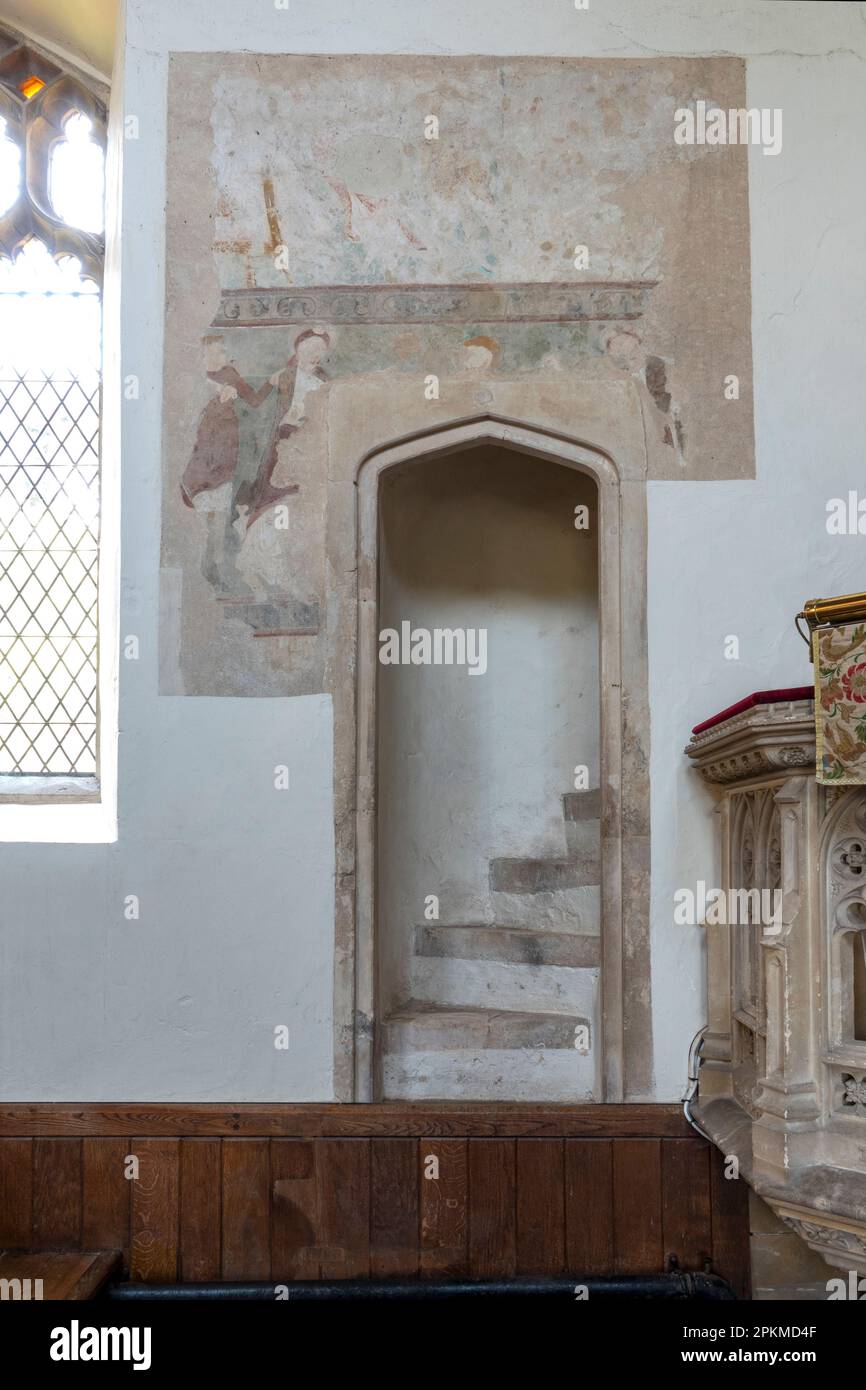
[692,687,813,735]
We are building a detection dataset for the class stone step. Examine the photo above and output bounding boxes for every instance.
[382,1048,597,1101]
[489,853,599,893]
[411,954,597,1015]
[382,1002,591,1052]
[415,922,600,968]
[564,816,601,861]
[490,883,600,932]
[562,791,601,858]
[563,788,602,821]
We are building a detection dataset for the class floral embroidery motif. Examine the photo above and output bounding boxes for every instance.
[842,662,866,703]
[815,624,866,784]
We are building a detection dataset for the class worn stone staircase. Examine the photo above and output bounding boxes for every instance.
[381,788,602,1100]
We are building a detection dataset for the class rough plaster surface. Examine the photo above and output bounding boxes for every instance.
[161,50,753,696]
[2,1,864,1103]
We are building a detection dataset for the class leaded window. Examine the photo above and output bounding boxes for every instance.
[0,28,106,780]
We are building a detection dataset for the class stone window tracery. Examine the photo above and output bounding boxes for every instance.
[0,27,106,780]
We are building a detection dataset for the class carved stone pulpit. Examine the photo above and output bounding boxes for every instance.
[686,689,866,1275]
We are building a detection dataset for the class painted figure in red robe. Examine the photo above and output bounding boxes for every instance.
[180,335,272,593]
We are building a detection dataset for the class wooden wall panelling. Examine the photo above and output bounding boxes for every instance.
[0,1102,694,1138]
[316,1139,371,1280]
[612,1139,663,1274]
[565,1137,614,1274]
[0,1107,751,1295]
[130,1139,179,1282]
[271,1138,320,1280]
[516,1138,565,1275]
[180,1139,221,1281]
[32,1138,81,1251]
[0,1138,32,1248]
[82,1138,131,1271]
[419,1138,468,1277]
[370,1138,418,1278]
[468,1139,516,1278]
[221,1139,270,1281]
[661,1138,712,1274]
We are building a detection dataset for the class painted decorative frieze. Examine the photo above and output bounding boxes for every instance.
[213,281,655,329]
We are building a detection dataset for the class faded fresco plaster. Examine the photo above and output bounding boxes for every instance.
[161,53,753,698]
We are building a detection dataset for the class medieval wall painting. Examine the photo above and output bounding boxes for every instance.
[179,326,327,617]
[161,55,754,696]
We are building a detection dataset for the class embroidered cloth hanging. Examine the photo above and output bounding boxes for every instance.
[813,621,866,784]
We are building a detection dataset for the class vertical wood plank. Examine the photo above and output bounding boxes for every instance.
[516,1139,564,1275]
[317,1139,370,1280]
[271,1139,320,1279]
[661,1139,712,1272]
[468,1139,516,1278]
[370,1138,418,1278]
[179,1139,221,1281]
[32,1139,81,1251]
[565,1138,613,1274]
[613,1139,662,1274]
[130,1139,179,1282]
[221,1139,270,1280]
[419,1138,468,1277]
[82,1139,130,1268]
[709,1146,751,1298]
[0,1139,33,1249]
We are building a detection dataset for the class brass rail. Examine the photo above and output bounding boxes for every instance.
[796,590,866,652]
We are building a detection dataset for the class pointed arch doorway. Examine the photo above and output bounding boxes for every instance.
[349,415,648,1103]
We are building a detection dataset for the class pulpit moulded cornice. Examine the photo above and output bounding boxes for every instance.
[685,688,815,786]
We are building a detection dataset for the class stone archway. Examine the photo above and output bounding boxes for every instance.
[338,413,649,1102]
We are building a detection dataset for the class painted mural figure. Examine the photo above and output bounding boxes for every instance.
[180,334,272,593]
[181,328,330,598]
[236,327,330,532]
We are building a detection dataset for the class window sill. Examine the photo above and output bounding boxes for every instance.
[0,775,100,804]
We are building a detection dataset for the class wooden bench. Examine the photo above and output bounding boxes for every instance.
[0,1250,120,1300]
